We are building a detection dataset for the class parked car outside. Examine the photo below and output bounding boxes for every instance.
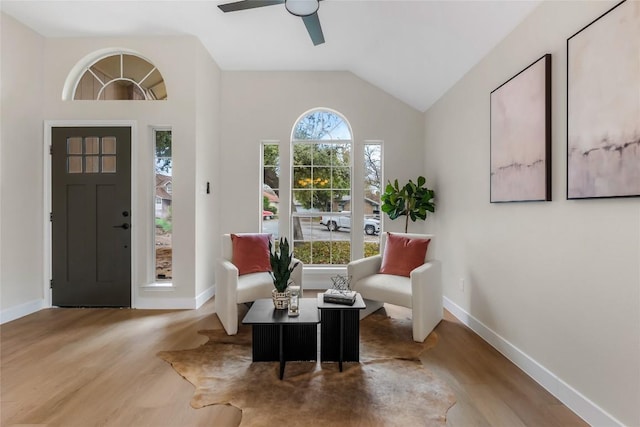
[319,212,380,235]
[263,210,275,220]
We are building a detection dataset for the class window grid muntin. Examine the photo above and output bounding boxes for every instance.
[73,53,167,101]
[66,136,117,174]
[292,140,353,213]
[292,138,353,266]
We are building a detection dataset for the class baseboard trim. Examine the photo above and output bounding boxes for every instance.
[134,285,215,310]
[443,297,623,427]
[1,287,216,319]
[196,285,215,309]
[1,298,46,324]
[134,296,194,309]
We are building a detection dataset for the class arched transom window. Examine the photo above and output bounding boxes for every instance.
[73,53,167,101]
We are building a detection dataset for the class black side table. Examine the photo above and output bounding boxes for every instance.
[317,292,366,371]
[242,298,319,380]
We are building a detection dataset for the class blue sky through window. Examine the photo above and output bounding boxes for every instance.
[293,110,351,141]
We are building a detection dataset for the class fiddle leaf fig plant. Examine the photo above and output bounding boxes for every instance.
[380,176,435,233]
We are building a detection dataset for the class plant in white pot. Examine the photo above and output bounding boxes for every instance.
[269,237,299,309]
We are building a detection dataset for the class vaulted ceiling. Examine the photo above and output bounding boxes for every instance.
[1,0,540,111]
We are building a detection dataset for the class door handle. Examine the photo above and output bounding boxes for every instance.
[113,223,130,230]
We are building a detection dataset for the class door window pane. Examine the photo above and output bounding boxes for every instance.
[85,137,99,154]
[68,157,82,173]
[102,156,116,173]
[66,137,119,174]
[85,156,99,173]
[102,137,116,154]
[67,137,82,154]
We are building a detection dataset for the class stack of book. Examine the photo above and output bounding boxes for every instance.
[323,289,357,305]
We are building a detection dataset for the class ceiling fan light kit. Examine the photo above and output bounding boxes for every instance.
[285,0,319,17]
[218,0,325,46]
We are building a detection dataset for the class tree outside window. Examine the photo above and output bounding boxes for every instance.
[364,142,382,257]
[291,110,352,265]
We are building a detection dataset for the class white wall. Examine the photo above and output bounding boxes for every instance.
[424,1,639,425]
[0,13,46,321]
[219,71,425,241]
[42,36,199,306]
[1,24,425,313]
[194,42,221,300]
[1,25,222,315]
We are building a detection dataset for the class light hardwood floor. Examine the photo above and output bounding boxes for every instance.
[1,297,587,426]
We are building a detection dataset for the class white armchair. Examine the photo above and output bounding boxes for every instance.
[215,233,303,335]
[347,232,442,342]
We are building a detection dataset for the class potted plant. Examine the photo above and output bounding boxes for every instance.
[380,176,435,232]
[269,237,299,309]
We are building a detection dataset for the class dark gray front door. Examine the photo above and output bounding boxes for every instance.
[51,127,131,307]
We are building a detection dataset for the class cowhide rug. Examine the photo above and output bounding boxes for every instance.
[158,310,456,426]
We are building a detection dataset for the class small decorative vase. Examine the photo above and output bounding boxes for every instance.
[272,288,289,310]
[288,285,300,317]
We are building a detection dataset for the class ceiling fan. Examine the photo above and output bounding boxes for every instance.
[218,0,325,46]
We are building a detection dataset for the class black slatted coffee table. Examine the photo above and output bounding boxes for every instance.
[317,292,366,371]
[242,298,319,380]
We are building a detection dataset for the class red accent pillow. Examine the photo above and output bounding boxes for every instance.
[231,234,272,276]
[379,233,431,277]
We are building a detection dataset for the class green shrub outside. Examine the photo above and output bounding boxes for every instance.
[293,241,380,264]
[155,218,172,232]
[364,242,380,258]
[263,196,277,215]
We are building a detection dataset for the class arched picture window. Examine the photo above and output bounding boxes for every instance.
[73,53,167,100]
[291,110,353,265]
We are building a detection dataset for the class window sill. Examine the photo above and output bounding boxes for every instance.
[303,265,347,275]
[302,266,347,289]
[140,282,175,291]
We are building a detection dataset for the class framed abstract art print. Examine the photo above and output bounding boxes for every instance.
[567,0,640,199]
[490,54,552,203]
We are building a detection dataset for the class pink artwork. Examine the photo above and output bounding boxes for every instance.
[567,0,640,199]
[491,54,551,203]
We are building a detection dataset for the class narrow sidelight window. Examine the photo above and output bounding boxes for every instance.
[262,142,280,238]
[155,129,172,281]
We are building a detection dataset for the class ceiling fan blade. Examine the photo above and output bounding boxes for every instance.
[302,12,324,46]
[218,0,284,13]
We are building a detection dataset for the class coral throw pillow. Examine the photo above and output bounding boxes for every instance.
[231,233,272,276]
[379,233,431,277]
